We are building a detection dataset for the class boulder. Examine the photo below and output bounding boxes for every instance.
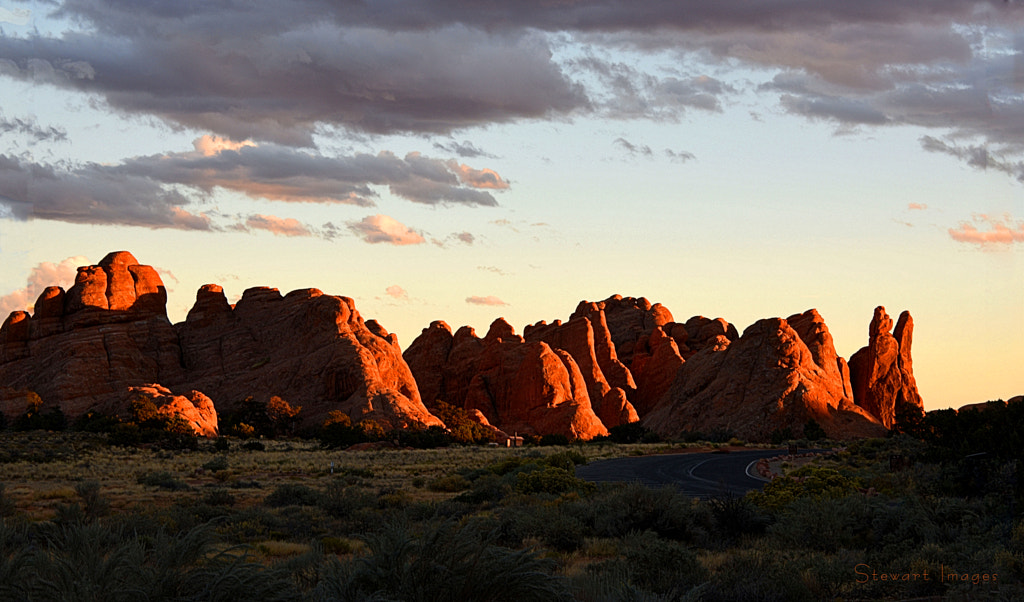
[126,384,219,437]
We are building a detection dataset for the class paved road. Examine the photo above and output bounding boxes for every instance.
[575,448,786,498]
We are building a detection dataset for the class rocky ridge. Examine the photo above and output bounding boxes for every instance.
[1,254,925,442]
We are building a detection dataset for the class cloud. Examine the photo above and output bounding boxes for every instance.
[466,295,508,306]
[0,16,586,143]
[948,214,1024,247]
[0,113,67,143]
[0,255,87,318]
[347,214,425,245]
[614,137,653,157]
[245,214,313,237]
[0,140,508,230]
[0,153,213,230]
[385,285,409,301]
[0,7,30,26]
[450,163,509,189]
[433,140,497,158]
[908,203,928,210]
[920,136,1024,181]
[665,148,696,162]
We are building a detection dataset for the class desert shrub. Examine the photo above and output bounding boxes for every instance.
[201,489,236,507]
[693,548,814,602]
[265,396,302,437]
[214,436,230,451]
[265,484,320,508]
[242,440,266,451]
[0,485,13,517]
[802,419,826,442]
[137,471,190,491]
[75,481,110,522]
[430,401,495,444]
[538,433,570,446]
[582,531,707,599]
[768,493,878,552]
[543,449,588,470]
[708,491,769,540]
[9,522,305,601]
[579,483,713,544]
[322,519,572,602]
[748,464,862,512]
[202,456,229,472]
[515,466,594,496]
[317,411,367,449]
[606,421,645,444]
[73,410,120,433]
[427,474,471,493]
[398,425,453,449]
[318,481,377,519]
[453,473,511,505]
[770,427,795,444]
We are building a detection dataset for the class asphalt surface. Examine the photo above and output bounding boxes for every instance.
[575,448,787,498]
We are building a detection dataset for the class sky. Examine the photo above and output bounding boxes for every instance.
[0,0,1021,411]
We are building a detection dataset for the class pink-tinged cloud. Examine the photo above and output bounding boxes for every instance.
[385,285,409,300]
[908,203,928,210]
[948,214,1024,247]
[246,214,312,237]
[466,295,508,306]
[0,255,88,318]
[450,163,510,189]
[348,214,425,245]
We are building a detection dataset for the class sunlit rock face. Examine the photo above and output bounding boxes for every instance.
[406,318,609,440]
[641,314,887,441]
[0,252,444,433]
[0,251,184,420]
[848,306,924,428]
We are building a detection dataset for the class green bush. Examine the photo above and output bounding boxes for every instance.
[515,466,594,496]
[583,531,707,598]
[749,465,862,512]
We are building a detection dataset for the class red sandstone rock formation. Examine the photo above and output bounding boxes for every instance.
[848,307,924,429]
[126,384,219,437]
[0,251,185,419]
[643,314,886,441]
[523,317,638,428]
[0,252,442,432]
[405,318,608,440]
[571,295,672,366]
[175,284,442,430]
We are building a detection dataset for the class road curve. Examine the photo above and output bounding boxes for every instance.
[575,448,785,498]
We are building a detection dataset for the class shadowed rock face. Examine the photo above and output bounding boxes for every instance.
[0,253,443,432]
[848,306,924,428]
[405,318,609,440]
